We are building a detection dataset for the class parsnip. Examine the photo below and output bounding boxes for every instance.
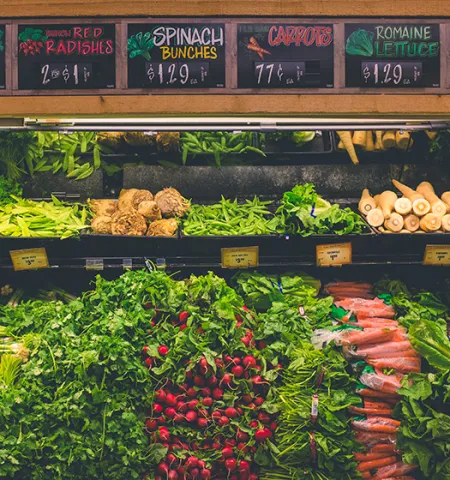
[365,131,375,152]
[396,131,412,150]
[379,190,398,219]
[366,208,384,227]
[391,179,423,203]
[358,188,377,215]
[441,214,450,232]
[412,198,431,217]
[399,229,410,234]
[425,130,438,141]
[394,197,412,215]
[373,194,380,206]
[416,181,447,217]
[337,131,359,165]
[353,131,367,148]
[382,131,396,149]
[337,140,345,151]
[404,214,420,232]
[384,212,404,232]
[419,213,442,232]
[375,131,384,150]
[441,191,450,209]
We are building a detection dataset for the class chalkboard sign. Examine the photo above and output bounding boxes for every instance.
[345,24,440,88]
[128,24,226,88]
[0,26,5,89]
[18,24,116,90]
[237,24,334,88]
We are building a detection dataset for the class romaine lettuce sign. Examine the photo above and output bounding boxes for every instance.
[345,23,440,88]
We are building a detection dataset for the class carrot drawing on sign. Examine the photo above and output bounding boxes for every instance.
[247,37,271,60]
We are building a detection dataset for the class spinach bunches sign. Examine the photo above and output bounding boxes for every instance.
[345,24,440,88]
[0,26,5,89]
[127,23,226,88]
[18,24,116,90]
[237,24,334,88]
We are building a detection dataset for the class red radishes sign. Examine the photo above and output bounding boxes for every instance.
[18,24,116,90]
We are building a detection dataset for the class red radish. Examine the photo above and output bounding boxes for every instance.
[167,453,177,466]
[145,358,153,368]
[200,469,211,480]
[222,446,234,458]
[155,389,166,403]
[254,365,261,371]
[242,394,253,404]
[188,399,199,409]
[270,421,277,431]
[198,408,208,418]
[208,375,218,387]
[176,467,185,476]
[167,471,178,480]
[179,311,189,322]
[221,374,233,387]
[196,460,206,470]
[245,330,253,340]
[201,387,211,397]
[215,358,224,368]
[224,439,236,447]
[197,417,208,428]
[190,468,199,479]
[157,417,166,425]
[255,429,268,443]
[236,430,249,442]
[159,428,170,442]
[158,346,169,356]
[258,412,270,424]
[212,388,224,400]
[225,458,237,471]
[212,411,222,419]
[185,457,198,469]
[254,397,264,407]
[142,346,149,354]
[250,375,266,385]
[258,341,266,350]
[191,442,199,451]
[230,476,238,480]
[219,416,230,426]
[240,472,250,480]
[235,313,243,322]
[239,461,250,472]
[232,365,244,377]
[243,355,257,369]
[202,397,213,407]
[180,324,188,331]
[186,388,197,399]
[186,411,198,423]
[225,407,238,418]
[155,476,162,480]
[186,370,193,380]
[212,442,221,450]
[165,408,177,419]
[165,393,177,407]
[240,336,251,347]
[236,407,244,416]
[249,474,258,480]
[145,418,157,430]
[153,403,164,414]
[237,443,249,454]
[247,403,256,410]
[177,401,188,413]
[250,420,258,429]
[224,355,233,363]
[157,462,169,475]
[199,357,208,369]
[236,321,243,328]
[174,413,184,423]
[194,376,205,387]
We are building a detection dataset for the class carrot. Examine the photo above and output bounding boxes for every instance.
[366,350,419,360]
[355,431,397,446]
[349,406,393,417]
[353,131,367,148]
[356,387,401,401]
[367,357,421,374]
[247,44,271,56]
[351,418,399,434]
[380,477,415,480]
[364,400,393,409]
[357,455,398,472]
[370,444,397,454]
[371,462,417,479]
[420,213,442,232]
[359,188,377,215]
[360,472,372,480]
[379,190,398,219]
[355,452,394,462]
[343,328,396,346]
[417,181,447,217]
[337,131,359,165]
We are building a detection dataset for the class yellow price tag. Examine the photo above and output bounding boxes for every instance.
[221,246,259,269]
[423,245,450,266]
[10,248,49,271]
[316,242,352,267]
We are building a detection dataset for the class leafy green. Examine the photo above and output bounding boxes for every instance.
[0,176,22,204]
[276,184,365,237]
[395,371,450,480]
[233,271,321,311]
[346,29,374,56]
[409,320,450,370]
[128,32,155,60]
[0,29,4,52]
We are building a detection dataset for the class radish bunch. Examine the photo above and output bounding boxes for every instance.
[143,353,278,480]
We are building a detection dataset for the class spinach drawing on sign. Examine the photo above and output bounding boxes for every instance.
[128,32,154,60]
[346,29,374,56]
[0,29,4,52]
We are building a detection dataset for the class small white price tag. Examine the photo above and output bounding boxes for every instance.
[424,245,450,266]
[221,247,259,269]
[86,258,104,271]
[316,243,352,267]
[10,248,49,271]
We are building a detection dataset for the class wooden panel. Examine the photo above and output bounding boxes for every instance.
[2,94,450,117]
[0,0,450,17]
